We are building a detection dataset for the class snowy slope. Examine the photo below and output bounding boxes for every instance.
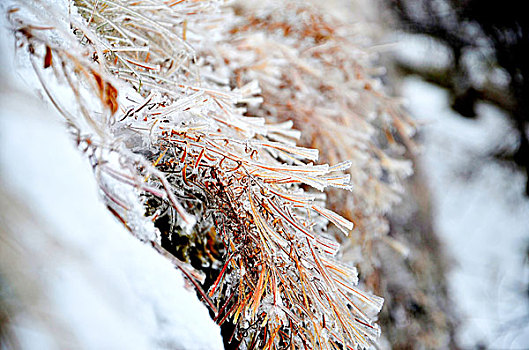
[0,12,223,350]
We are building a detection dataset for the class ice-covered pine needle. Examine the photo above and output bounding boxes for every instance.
[218,1,416,250]
[8,0,389,349]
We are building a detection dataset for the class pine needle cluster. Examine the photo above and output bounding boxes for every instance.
[6,0,413,349]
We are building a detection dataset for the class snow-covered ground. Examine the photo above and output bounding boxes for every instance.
[0,11,223,350]
[402,74,529,348]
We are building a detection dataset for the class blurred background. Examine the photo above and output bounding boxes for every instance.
[378,0,529,348]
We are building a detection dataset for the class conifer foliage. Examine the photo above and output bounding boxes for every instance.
[7,0,412,349]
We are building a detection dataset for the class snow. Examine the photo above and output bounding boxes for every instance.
[0,13,223,350]
[391,32,453,71]
[402,76,529,349]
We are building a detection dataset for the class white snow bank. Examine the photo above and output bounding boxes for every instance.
[0,16,223,350]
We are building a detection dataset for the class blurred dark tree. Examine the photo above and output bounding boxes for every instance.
[387,0,529,194]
